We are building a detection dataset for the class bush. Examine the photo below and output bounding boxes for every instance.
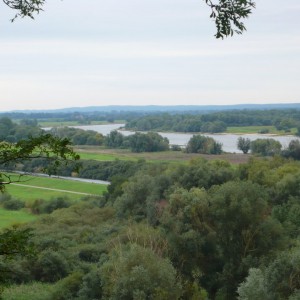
[100,244,182,299]
[33,251,70,282]
[251,138,282,156]
[0,194,25,211]
[185,135,222,154]
[41,197,73,214]
[2,198,25,211]
[171,144,182,151]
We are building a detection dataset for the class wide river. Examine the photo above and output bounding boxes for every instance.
[69,124,300,153]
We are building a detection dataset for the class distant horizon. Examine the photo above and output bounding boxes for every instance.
[1,102,300,114]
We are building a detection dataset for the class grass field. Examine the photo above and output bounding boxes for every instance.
[0,207,37,228]
[6,185,85,202]
[226,126,297,135]
[77,151,126,161]
[75,147,250,164]
[5,174,107,202]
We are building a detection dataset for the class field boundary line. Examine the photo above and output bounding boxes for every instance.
[11,183,95,196]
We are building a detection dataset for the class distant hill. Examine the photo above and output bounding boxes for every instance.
[7,103,300,114]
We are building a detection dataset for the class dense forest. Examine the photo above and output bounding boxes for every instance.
[2,156,300,299]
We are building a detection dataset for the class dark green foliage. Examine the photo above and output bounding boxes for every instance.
[77,159,146,181]
[250,138,282,156]
[128,132,169,152]
[33,250,70,282]
[162,181,283,298]
[186,135,222,154]
[272,198,300,238]
[0,133,79,191]
[50,272,84,300]
[3,155,300,299]
[27,196,73,214]
[204,0,255,39]
[238,250,300,300]
[237,137,251,154]
[0,193,25,211]
[171,144,182,151]
[174,158,234,189]
[77,268,103,300]
[0,117,42,142]
[0,228,33,259]
[105,131,170,152]
[105,130,125,148]
[282,139,300,160]
[100,244,182,299]
[4,0,45,21]
[50,127,104,146]
[126,109,300,134]
[2,198,25,211]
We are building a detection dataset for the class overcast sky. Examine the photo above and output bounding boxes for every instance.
[0,0,299,111]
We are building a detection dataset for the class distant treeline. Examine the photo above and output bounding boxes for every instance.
[0,111,146,124]
[125,109,300,133]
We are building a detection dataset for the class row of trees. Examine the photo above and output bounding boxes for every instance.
[237,137,300,159]
[105,131,170,152]
[0,117,42,142]
[125,110,300,134]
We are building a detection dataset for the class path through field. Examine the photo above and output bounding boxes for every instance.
[11,183,95,196]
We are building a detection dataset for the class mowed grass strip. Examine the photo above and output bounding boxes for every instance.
[5,185,85,202]
[0,207,37,228]
[8,174,106,194]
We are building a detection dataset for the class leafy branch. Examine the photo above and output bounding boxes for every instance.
[3,0,45,21]
[3,0,255,38]
[204,0,256,38]
[0,134,80,191]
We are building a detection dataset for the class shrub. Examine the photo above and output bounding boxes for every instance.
[185,135,222,154]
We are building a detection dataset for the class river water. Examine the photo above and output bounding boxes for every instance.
[69,124,299,153]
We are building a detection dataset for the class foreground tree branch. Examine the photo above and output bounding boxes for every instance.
[204,0,256,38]
[2,0,256,38]
[3,0,45,21]
[0,134,80,192]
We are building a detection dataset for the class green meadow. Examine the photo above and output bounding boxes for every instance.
[0,208,37,228]
[5,174,107,202]
[1,175,108,229]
